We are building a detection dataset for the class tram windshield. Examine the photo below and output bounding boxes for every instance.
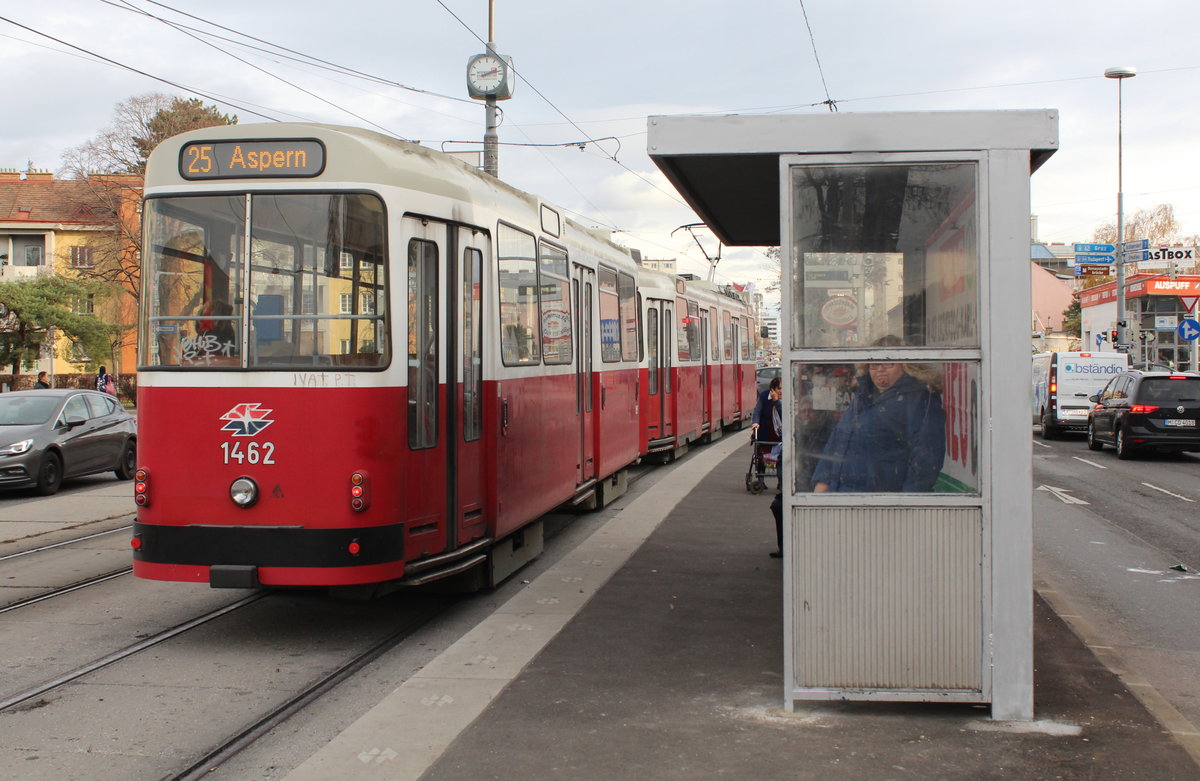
[140,193,387,369]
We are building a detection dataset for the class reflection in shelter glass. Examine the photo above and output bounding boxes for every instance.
[791,361,979,494]
[790,163,978,349]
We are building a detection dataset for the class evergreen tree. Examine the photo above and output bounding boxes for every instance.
[0,277,122,376]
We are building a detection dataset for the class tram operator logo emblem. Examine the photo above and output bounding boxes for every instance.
[220,403,275,437]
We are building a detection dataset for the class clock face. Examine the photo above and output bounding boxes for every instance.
[468,55,505,92]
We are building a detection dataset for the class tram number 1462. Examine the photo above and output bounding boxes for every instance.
[220,441,277,465]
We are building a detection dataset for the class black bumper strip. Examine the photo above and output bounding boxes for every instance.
[132,521,405,568]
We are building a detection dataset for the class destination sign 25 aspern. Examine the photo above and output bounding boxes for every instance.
[179,140,325,179]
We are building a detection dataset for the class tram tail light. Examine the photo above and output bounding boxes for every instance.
[350,471,370,512]
[134,469,150,507]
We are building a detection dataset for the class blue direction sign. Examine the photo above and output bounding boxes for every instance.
[1122,250,1150,261]
[1178,318,1200,341]
[1075,243,1115,253]
[1120,239,1149,252]
[1074,253,1115,263]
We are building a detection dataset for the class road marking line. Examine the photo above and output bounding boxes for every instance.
[1037,484,1089,505]
[1031,440,1051,449]
[1141,482,1196,503]
[1072,456,1107,469]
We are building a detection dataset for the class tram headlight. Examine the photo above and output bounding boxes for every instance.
[230,477,259,507]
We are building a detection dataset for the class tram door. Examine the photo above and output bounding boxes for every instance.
[454,227,487,545]
[645,299,675,443]
[700,309,712,431]
[402,217,486,557]
[573,266,596,485]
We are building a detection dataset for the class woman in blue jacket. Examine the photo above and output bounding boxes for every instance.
[811,361,945,493]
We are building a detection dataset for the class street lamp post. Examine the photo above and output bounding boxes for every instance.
[1105,65,1136,351]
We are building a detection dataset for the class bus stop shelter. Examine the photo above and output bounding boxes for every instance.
[648,110,1058,720]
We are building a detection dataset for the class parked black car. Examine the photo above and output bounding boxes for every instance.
[0,389,137,495]
[1086,370,1200,459]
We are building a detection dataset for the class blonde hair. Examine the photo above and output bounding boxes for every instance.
[856,334,943,392]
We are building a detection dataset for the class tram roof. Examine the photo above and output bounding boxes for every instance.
[646,110,1058,247]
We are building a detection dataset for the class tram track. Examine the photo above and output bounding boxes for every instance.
[0,592,267,713]
[0,567,132,615]
[0,524,134,612]
[167,597,449,781]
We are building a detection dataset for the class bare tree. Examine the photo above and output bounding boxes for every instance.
[1092,203,1200,246]
[57,94,238,304]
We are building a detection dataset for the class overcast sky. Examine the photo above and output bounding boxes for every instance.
[2,0,1197,300]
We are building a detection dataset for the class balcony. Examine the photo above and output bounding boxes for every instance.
[0,264,53,281]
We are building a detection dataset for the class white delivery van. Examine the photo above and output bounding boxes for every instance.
[1032,351,1130,438]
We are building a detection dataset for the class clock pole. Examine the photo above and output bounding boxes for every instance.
[483,0,498,177]
[483,45,499,178]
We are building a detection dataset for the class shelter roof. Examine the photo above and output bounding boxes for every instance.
[647,110,1058,246]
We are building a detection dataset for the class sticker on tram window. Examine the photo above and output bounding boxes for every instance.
[179,139,325,179]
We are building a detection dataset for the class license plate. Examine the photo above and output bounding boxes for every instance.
[1063,409,1088,417]
[1164,419,1196,427]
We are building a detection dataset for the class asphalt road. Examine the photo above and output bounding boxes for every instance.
[1031,429,1200,730]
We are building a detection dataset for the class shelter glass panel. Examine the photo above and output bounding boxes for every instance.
[789,163,979,350]
[791,360,979,495]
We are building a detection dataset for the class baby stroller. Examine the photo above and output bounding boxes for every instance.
[745,439,780,494]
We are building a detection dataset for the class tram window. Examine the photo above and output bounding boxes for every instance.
[598,267,620,363]
[140,192,387,369]
[463,247,483,442]
[498,224,539,366]
[722,311,733,360]
[647,308,659,395]
[738,318,751,360]
[618,272,638,361]
[710,310,720,361]
[408,239,438,450]
[676,298,691,361]
[539,241,572,365]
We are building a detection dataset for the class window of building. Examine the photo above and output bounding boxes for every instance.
[70,246,95,268]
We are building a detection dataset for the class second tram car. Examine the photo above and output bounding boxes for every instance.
[131,123,755,591]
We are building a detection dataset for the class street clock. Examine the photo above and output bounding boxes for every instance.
[466,52,514,100]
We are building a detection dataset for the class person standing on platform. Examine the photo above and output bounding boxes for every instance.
[811,357,945,493]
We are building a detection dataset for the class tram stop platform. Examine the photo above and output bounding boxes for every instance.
[285,434,1200,781]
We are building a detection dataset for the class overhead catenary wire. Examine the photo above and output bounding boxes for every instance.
[106,0,482,108]
[110,0,414,142]
[796,0,838,111]
[0,13,283,122]
[433,0,692,213]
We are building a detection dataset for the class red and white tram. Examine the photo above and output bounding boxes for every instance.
[131,123,755,591]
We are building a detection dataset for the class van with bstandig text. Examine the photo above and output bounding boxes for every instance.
[1032,351,1130,438]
